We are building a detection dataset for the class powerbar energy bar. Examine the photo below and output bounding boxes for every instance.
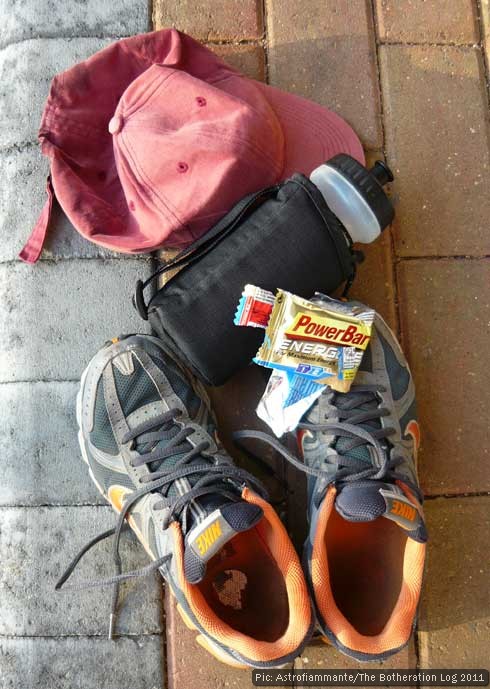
[233,286,375,436]
[255,290,375,393]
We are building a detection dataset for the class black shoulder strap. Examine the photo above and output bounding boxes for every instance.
[133,184,279,319]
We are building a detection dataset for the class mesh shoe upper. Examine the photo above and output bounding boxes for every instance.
[298,313,426,660]
[61,334,313,667]
[235,311,426,662]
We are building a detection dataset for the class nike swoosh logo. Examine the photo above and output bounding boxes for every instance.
[299,421,420,461]
[297,428,312,458]
[107,486,150,553]
[404,420,421,455]
[107,485,132,513]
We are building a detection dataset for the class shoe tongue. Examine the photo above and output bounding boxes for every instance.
[334,482,427,542]
[183,501,263,584]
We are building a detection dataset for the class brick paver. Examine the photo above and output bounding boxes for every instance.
[294,637,416,672]
[380,45,490,257]
[165,596,293,689]
[0,259,151,382]
[0,3,165,688]
[418,497,490,667]
[0,381,104,506]
[0,0,148,49]
[0,147,118,262]
[153,0,263,41]
[266,0,382,149]
[375,0,478,44]
[0,38,111,150]
[0,636,164,689]
[0,506,163,636]
[349,231,397,331]
[397,259,490,496]
[209,43,265,80]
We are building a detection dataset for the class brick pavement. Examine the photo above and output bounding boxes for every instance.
[154,0,490,685]
[0,1,488,688]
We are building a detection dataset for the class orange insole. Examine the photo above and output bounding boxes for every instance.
[325,511,407,636]
[196,528,290,641]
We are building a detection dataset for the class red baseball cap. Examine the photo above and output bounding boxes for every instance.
[20,29,364,263]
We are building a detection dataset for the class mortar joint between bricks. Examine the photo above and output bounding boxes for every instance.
[414,624,422,682]
[0,503,108,509]
[261,0,270,83]
[395,255,490,262]
[0,256,154,267]
[0,503,110,510]
[375,39,482,48]
[0,632,166,640]
[424,491,490,501]
[204,38,264,46]
[147,0,153,32]
[1,34,132,51]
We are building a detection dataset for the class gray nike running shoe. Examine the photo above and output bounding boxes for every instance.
[237,312,427,662]
[57,335,313,669]
[299,313,426,661]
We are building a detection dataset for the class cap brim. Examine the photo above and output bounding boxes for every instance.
[253,81,365,177]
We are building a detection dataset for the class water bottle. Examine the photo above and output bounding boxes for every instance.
[310,154,394,244]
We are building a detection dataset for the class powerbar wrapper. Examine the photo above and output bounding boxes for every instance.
[255,291,375,393]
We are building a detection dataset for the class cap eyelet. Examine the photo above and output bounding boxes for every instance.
[196,96,207,107]
[129,200,136,211]
[177,162,189,173]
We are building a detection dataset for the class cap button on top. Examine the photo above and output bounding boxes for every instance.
[108,115,123,135]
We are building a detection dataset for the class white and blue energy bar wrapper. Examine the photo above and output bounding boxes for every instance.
[256,369,324,437]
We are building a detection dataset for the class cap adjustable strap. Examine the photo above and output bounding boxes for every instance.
[19,176,54,264]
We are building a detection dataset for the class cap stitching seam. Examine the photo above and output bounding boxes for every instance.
[123,122,283,175]
[119,127,280,233]
[123,69,283,173]
[207,73,285,144]
[121,133,186,230]
[121,66,178,119]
